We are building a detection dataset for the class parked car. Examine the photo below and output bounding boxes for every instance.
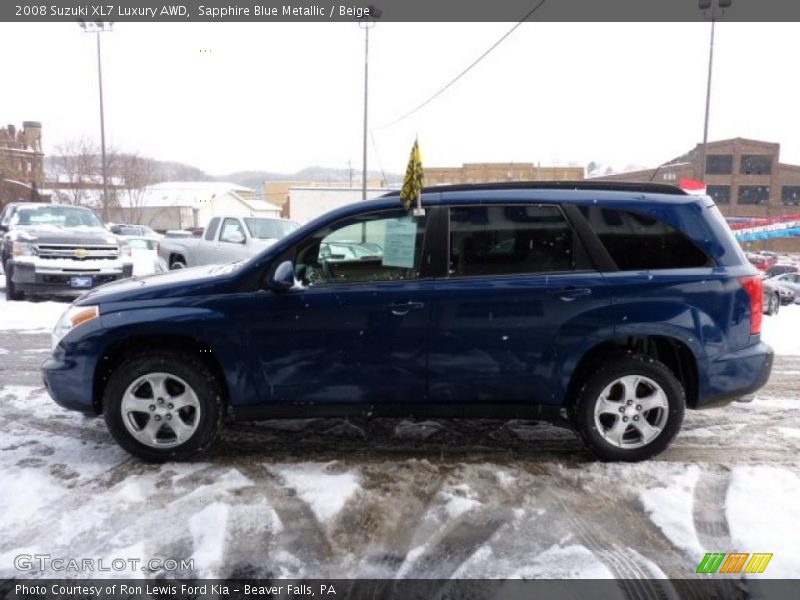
[769,272,800,304]
[43,182,773,462]
[764,263,798,278]
[0,202,133,300]
[158,215,300,269]
[762,278,792,315]
[110,223,161,238]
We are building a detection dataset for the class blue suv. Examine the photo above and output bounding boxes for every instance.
[42,182,773,462]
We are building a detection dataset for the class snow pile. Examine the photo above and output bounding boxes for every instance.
[761,305,800,355]
[273,463,360,523]
[640,467,704,557]
[726,467,800,578]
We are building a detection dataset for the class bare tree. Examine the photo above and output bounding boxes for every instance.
[51,138,97,206]
[115,152,159,224]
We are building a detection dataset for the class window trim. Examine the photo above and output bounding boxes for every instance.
[443,202,596,280]
[286,207,435,288]
[219,217,246,244]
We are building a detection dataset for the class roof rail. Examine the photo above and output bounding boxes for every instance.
[382,180,688,197]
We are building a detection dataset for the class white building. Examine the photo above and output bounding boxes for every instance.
[288,186,391,224]
[115,181,282,230]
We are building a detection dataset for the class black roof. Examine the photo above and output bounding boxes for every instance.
[382,180,688,197]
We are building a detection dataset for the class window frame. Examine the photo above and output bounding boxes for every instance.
[283,207,436,288]
[219,218,246,244]
[442,202,596,280]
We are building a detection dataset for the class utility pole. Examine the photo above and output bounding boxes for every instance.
[358,6,381,200]
[79,21,113,221]
[698,0,731,182]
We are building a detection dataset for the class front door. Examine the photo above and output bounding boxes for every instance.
[428,204,611,405]
[246,208,433,406]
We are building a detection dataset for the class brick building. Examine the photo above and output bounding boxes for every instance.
[425,162,584,186]
[592,137,800,252]
[0,121,45,205]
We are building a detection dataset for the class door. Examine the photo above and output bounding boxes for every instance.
[214,217,250,264]
[246,208,434,405]
[429,204,610,405]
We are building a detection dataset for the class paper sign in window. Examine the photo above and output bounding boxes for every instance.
[382,218,418,269]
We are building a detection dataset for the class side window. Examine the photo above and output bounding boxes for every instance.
[219,218,245,243]
[448,205,576,277]
[294,210,427,285]
[579,206,711,270]
[204,217,221,241]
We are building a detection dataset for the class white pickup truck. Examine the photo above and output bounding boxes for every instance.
[158,215,300,269]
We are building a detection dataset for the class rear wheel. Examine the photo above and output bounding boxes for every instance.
[3,262,24,301]
[103,351,224,462]
[170,258,186,270]
[573,354,685,462]
[766,293,779,316]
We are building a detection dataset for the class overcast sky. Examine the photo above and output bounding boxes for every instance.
[1,22,798,176]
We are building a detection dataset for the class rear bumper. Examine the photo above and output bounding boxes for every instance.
[10,259,133,296]
[696,341,774,408]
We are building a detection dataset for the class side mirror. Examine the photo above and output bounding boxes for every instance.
[227,231,245,244]
[268,260,296,292]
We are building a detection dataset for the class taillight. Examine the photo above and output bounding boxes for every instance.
[739,275,763,335]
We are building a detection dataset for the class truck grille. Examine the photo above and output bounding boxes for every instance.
[35,244,119,260]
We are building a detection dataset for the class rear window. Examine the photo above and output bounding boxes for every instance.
[449,205,576,276]
[579,206,710,270]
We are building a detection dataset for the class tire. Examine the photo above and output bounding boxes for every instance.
[103,351,224,462]
[573,354,685,462]
[170,258,186,270]
[766,293,779,316]
[3,262,24,301]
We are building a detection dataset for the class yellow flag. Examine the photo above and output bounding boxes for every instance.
[400,139,423,211]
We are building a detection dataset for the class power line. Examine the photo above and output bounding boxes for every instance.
[374,0,550,130]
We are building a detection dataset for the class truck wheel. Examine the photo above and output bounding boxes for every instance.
[3,262,24,301]
[170,259,186,270]
[103,351,224,462]
[573,354,685,462]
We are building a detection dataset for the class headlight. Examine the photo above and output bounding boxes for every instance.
[120,244,132,257]
[12,241,36,257]
[51,305,99,353]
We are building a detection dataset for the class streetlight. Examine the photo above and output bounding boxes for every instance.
[79,20,113,221]
[698,0,731,183]
[358,6,381,201]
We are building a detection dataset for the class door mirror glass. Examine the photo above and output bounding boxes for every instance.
[268,260,296,292]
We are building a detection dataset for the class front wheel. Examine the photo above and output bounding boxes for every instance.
[573,354,685,462]
[103,351,224,462]
[3,262,24,301]
[765,293,779,316]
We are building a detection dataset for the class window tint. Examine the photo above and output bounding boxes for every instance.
[782,186,800,206]
[219,218,245,243]
[707,185,730,204]
[579,206,710,270]
[705,154,733,175]
[294,210,427,285]
[204,217,221,241]
[739,185,770,205]
[740,155,772,175]
[448,205,576,277]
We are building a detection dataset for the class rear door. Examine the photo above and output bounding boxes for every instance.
[428,203,611,405]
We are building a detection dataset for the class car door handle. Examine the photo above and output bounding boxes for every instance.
[387,301,425,316]
[549,287,592,301]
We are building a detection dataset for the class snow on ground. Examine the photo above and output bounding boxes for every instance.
[0,287,799,579]
[761,303,800,355]
[0,276,67,333]
[726,467,800,578]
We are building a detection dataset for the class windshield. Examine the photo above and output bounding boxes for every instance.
[12,206,104,229]
[244,218,300,240]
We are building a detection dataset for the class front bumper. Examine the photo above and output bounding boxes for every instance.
[42,354,98,415]
[696,341,774,408]
[10,259,133,296]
